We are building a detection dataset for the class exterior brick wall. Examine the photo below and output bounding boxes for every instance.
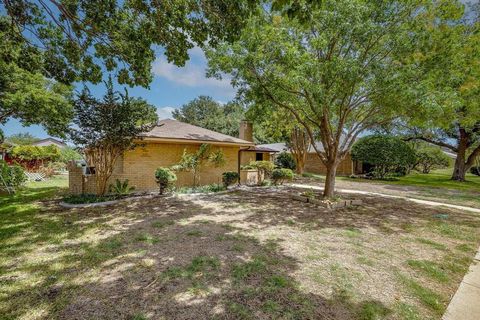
[240,151,271,166]
[69,142,243,194]
[304,153,354,175]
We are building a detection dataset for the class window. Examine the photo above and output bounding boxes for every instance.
[256,153,263,161]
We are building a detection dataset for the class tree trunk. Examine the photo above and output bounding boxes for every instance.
[295,155,305,174]
[452,151,466,181]
[452,130,468,182]
[323,162,338,198]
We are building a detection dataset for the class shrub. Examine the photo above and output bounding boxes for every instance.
[108,179,135,195]
[63,194,119,204]
[250,161,275,178]
[275,152,296,170]
[351,135,416,179]
[222,171,239,187]
[271,168,294,185]
[471,166,480,176]
[155,167,177,195]
[177,183,226,194]
[0,161,26,189]
[415,147,450,173]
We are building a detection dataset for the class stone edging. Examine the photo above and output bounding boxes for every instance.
[59,199,120,208]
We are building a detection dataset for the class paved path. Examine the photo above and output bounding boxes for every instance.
[289,183,480,214]
[443,248,480,320]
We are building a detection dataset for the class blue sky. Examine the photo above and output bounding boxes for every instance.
[1,46,236,139]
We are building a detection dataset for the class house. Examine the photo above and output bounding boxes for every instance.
[68,120,275,194]
[31,138,67,149]
[257,142,361,176]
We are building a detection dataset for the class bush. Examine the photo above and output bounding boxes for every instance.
[0,161,26,189]
[271,168,294,185]
[108,179,135,195]
[63,194,119,204]
[471,166,480,176]
[222,171,239,187]
[275,152,296,170]
[415,147,450,173]
[177,183,226,194]
[250,161,275,178]
[351,135,416,179]
[155,167,177,195]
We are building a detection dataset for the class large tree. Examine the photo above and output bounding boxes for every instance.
[247,104,310,174]
[172,96,245,137]
[404,4,480,181]
[69,79,158,195]
[208,0,439,197]
[1,0,257,87]
[0,17,73,137]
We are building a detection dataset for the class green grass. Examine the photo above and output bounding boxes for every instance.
[415,238,447,251]
[397,273,445,314]
[342,168,480,192]
[407,260,449,283]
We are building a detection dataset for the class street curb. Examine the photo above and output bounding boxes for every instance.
[442,246,480,320]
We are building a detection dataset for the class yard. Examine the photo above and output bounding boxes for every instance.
[1,176,479,319]
[325,169,480,209]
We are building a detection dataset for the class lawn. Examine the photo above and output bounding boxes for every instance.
[1,176,479,319]
[331,168,480,209]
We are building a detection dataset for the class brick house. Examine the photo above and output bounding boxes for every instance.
[68,119,275,194]
[257,142,361,176]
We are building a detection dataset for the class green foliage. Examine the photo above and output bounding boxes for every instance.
[415,147,450,174]
[275,152,296,170]
[108,179,135,196]
[401,4,480,180]
[155,167,177,195]
[0,17,73,137]
[207,0,440,197]
[70,79,158,195]
[172,96,246,137]
[271,168,294,185]
[0,161,26,189]
[58,147,82,163]
[177,184,226,194]
[11,145,61,162]
[173,144,225,187]
[249,161,275,178]
[3,2,256,87]
[6,133,40,145]
[222,171,240,187]
[70,79,158,150]
[352,136,416,179]
[62,194,119,204]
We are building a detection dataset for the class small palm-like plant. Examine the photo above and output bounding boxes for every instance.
[108,179,135,195]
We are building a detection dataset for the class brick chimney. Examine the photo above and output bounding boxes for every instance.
[239,120,253,142]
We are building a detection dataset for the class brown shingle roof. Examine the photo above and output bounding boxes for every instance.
[140,119,254,145]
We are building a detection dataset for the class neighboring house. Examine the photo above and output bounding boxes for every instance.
[258,142,361,176]
[31,138,67,149]
[69,120,274,194]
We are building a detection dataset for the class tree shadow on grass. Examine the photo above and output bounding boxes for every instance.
[1,193,393,320]
[192,187,480,236]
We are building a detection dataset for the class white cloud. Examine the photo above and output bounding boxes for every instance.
[152,47,235,95]
[157,106,176,120]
